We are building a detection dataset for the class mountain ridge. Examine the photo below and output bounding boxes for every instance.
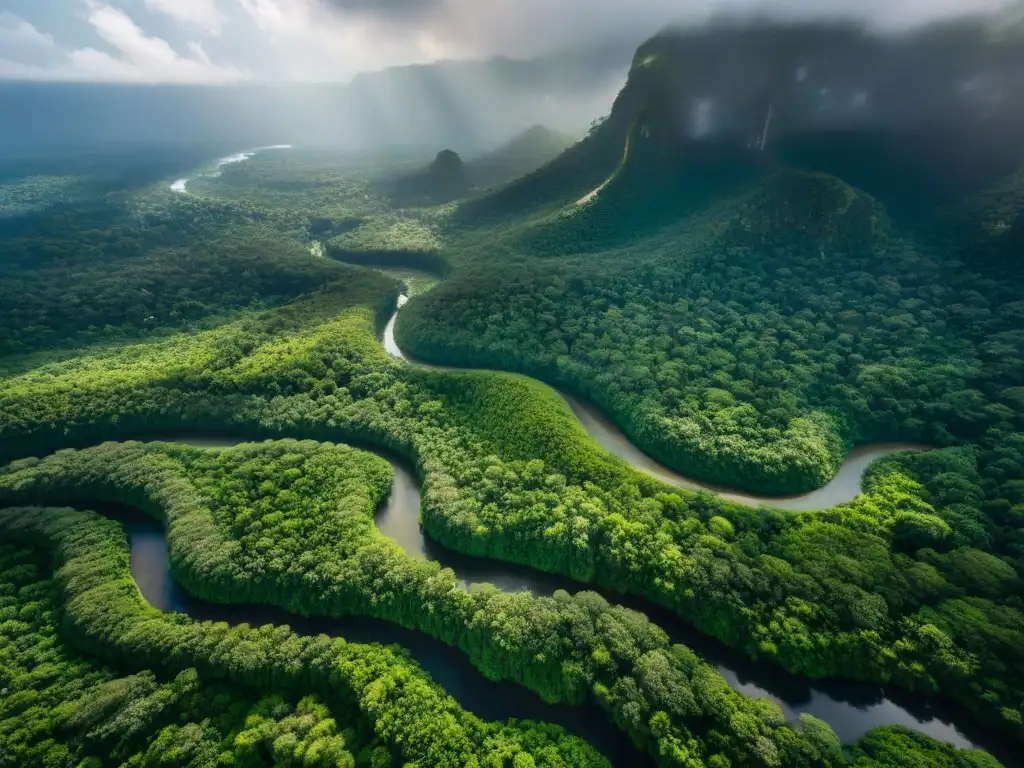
[457,16,1024,229]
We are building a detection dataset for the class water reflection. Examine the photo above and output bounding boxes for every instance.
[382,294,409,358]
[562,391,931,511]
[374,454,570,595]
[378,300,1011,758]
[38,430,1011,761]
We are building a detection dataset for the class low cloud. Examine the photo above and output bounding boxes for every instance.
[0,11,56,49]
[235,0,460,78]
[0,0,1018,84]
[320,0,440,15]
[317,0,1019,60]
[144,0,228,37]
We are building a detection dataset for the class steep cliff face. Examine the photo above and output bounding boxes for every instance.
[452,68,642,222]
[615,17,1024,216]
[627,18,1024,156]
[460,16,1024,227]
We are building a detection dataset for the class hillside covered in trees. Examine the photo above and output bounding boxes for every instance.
[2,13,1023,768]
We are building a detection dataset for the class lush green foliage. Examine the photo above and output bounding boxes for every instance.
[0,149,432,360]
[844,726,1002,768]
[0,507,609,768]
[0,202,377,361]
[403,171,1024,496]
[3,132,1022,766]
[0,283,1020,751]
[404,172,1024,734]
[326,215,445,257]
[378,268,440,298]
[0,543,377,767]
[0,440,847,767]
[409,174,1024,737]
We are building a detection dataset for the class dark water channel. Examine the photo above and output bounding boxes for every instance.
[374,454,1011,759]
[379,298,1017,760]
[92,497,651,768]
[384,296,929,511]
[100,430,1013,763]
[21,294,1012,763]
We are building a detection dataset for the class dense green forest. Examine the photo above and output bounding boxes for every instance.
[0,495,1007,768]
[1,272,1021,763]
[0,544,382,767]
[3,20,1024,764]
[2,438,869,766]
[0,149,433,360]
[400,168,1024,501]
[0,509,607,767]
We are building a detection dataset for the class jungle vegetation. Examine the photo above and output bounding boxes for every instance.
[0,511,607,768]
[0,274,1020,765]
[0,540,387,767]
[2,21,1023,765]
[0,152,394,360]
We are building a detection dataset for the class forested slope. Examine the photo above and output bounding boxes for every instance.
[0,161,388,359]
[384,19,1024,749]
[0,507,606,768]
[401,168,1024,496]
[404,17,1024,496]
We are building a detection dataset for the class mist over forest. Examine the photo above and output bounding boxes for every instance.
[4,4,1022,161]
[0,40,634,157]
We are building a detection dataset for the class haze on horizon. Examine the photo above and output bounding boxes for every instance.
[1,1,1020,158]
[0,0,1017,85]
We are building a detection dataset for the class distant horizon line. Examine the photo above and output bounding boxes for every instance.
[0,39,642,90]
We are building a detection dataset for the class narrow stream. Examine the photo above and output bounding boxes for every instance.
[373,448,1007,758]
[562,394,932,511]
[91,498,649,768]
[105,429,1012,763]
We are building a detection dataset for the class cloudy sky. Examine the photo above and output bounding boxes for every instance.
[0,0,1015,84]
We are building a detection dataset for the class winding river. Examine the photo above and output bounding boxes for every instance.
[384,294,930,510]
[170,144,292,193]
[105,432,1011,764]
[377,294,1014,760]
[561,396,933,511]
[90,493,649,768]
[16,295,1012,765]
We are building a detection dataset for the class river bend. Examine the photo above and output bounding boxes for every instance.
[383,295,929,511]
[111,423,1005,764]
[375,295,1013,759]
[6,299,1006,764]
